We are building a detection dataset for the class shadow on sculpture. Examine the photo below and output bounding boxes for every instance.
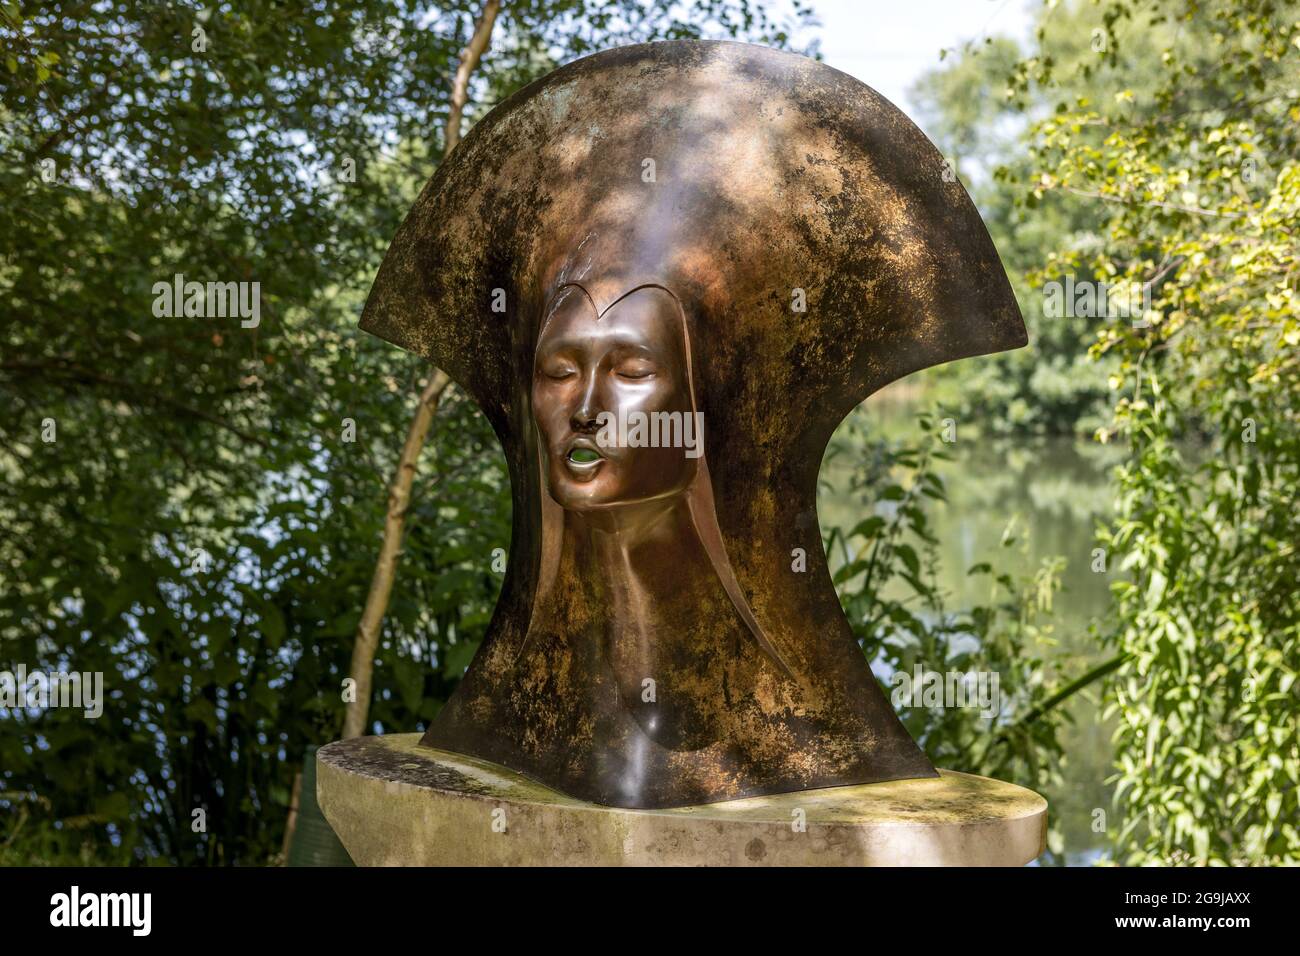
[360,40,1027,809]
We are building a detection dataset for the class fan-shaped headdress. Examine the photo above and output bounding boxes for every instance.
[361,40,1026,808]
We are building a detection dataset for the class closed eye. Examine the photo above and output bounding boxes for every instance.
[615,363,655,380]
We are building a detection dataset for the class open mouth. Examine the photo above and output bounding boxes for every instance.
[563,440,605,478]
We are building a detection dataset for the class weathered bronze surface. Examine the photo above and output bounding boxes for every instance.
[360,40,1026,809]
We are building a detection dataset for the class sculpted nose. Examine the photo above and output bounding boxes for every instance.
[570,372,602,433]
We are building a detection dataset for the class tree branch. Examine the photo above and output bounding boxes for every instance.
[0,359,268,449]
[342,371,452,738]
[1062,185,1244,220]
[444,0,501,158]
[341,0,501,739]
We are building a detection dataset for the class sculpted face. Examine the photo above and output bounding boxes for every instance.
[531,285,698,512]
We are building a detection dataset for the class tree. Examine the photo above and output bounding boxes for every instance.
[1002,0,1299,864]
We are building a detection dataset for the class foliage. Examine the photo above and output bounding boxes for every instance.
[908,7,1127,437]
[1002,0,1300,864]
[910,0,1299,437]
[825,415,1083,862]
[0,0,815,864]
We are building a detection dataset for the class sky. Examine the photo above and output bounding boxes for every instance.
[805,0,1037,114]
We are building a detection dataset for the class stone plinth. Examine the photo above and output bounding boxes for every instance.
[317,734,1047,866]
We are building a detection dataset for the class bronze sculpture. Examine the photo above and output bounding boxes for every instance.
[360,40,1026,809]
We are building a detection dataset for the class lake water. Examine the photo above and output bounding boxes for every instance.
[818,394,1124,865]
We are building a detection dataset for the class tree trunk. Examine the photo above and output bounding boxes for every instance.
[278,771,301,864]
[343,371,452,738]
[445,0,502,158]
[341,1,501,740]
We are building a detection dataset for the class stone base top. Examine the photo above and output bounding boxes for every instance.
[317,734,1047,866]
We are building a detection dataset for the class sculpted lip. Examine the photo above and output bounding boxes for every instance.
[563,437,605,479]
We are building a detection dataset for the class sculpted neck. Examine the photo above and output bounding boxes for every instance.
[561,494,735,752]
[564,496,713,615]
